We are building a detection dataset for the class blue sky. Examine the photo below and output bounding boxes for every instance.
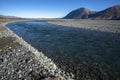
[0,0,120,18]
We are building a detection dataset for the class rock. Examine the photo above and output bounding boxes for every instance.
[19,74,22,78]
[16,69,21,74]
[4,58,7,62]
[9,47,11,49]
[47,76,61,80]
[28,71,41,80]
[0,58,4,63]
[18,49,21,52]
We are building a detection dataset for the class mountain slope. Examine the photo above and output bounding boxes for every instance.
[89,5,120,20]
[64,5,120,20]
[0,15,19,18]
[64,8,96,19]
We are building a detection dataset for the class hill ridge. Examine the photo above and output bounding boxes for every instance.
[64,5,120,20]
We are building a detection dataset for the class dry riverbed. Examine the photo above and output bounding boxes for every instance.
[48,19,120,34]
[0,21,73,80]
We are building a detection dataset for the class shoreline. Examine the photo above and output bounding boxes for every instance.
[0,21,74,80]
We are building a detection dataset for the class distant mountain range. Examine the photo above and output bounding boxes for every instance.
[64,5,120,20]
[0,15,20,18]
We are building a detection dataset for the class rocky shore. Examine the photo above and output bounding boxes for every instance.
[0,21,74,80]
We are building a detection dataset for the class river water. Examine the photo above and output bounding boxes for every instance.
[7,21,120,80]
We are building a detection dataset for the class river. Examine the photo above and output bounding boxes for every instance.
[7,21,120,80]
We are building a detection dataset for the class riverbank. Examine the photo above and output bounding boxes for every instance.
[0,21,73,80]
[47,19,120,34]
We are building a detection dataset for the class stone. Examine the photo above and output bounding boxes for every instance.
[16,69,21,74]
[47,76,61,80]
[0,58,4,63]
[18,49,21,52]
[28,71,41,80]
[19,74,22,78]
[9,47,11,49]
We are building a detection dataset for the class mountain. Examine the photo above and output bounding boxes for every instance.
[64,8,96,19]
[0,15,19,18]
[64,5,120,20]
[89,5,120,20]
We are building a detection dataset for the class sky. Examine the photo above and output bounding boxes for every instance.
[0,0,120,18]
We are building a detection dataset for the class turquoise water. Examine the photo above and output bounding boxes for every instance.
[7,21,120,80]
